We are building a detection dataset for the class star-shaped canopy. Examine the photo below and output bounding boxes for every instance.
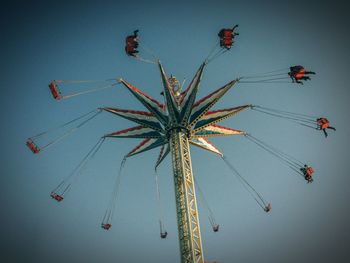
[102,61,250,168]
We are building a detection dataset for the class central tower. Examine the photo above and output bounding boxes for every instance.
[170,129,203,263]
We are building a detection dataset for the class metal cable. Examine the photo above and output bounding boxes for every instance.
[222,156,268,210]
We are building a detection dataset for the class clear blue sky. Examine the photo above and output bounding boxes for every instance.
[1,1,349,262]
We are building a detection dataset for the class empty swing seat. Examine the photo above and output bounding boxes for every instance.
[26,139,40,154]
[264,203,272,212]
[101,223,112,230]
[48,81,62,100]
[213,224,220,232]
[50,192,64,202]
[160,231,168,239]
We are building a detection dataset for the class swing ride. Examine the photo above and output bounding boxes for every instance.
[26,27,335,263]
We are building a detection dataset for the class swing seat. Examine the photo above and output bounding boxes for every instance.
[26,139,40,154]
[48,81,61,100]
[264,203,272,212]
[101,223,112,230]
[50,192,64,202]
[212,224,219,232]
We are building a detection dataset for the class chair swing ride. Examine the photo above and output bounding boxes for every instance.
[26,26,335,263]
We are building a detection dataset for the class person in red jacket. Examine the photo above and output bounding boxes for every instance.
[218,25,239,49]
[125,30,139,57]
[288,65,315,84]
[300,165,314,183]
[316,117,336,137]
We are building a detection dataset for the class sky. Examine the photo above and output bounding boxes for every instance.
[1,0,350,262]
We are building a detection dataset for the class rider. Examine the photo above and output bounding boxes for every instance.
[316,117,336,138]
[218,25,239,49]
[300,165,314,183]
[288,65,315,84]
[125,30,139,57]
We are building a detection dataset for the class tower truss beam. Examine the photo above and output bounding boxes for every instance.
[170,130,204,263]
